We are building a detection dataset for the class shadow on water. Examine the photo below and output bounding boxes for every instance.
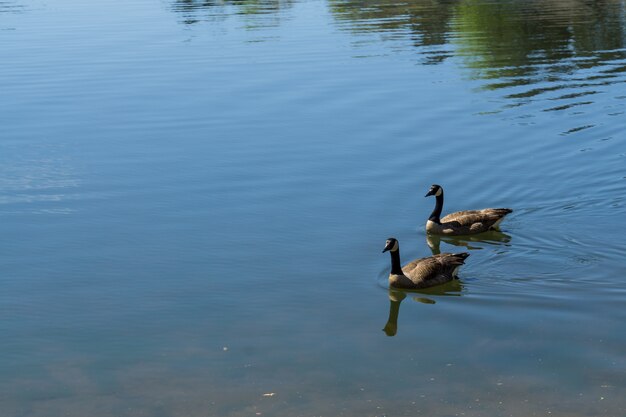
[329,0,626,116]
[170,0,293,25]
[426,230,512,254]
[0,1,25,13]
[0,0,26,30]
[383,282,462,336]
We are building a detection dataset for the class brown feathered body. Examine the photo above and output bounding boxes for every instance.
[425,185,512,236]
[389,252,469,289]
[426,208,513,235]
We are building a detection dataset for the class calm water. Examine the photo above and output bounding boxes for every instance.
[1,0,625,416]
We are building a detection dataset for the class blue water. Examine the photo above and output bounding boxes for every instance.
[1,0,625,416]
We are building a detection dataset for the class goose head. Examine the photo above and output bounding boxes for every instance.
[382,237,399,253]
[425,184,443,197]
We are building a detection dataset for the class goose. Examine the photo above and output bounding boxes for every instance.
[424,184,512,235]
[382,238,469,289]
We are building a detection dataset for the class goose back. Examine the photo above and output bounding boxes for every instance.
[427,208,513,235]
[390,252,469,289]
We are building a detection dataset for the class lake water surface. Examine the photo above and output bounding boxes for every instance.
[1,0,625,416]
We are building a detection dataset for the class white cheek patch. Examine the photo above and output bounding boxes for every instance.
[392,241,399,251]
[435,188,443,197]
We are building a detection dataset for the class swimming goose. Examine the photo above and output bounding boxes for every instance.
[382,238,469,289]
[425,184,512,235]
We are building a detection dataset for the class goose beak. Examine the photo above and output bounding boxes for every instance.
[425,190,435,197]
[382,242,392,253]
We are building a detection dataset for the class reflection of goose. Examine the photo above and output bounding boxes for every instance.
[383,290,406,336]
[382,238,469,289]
[426,231,512,255]
[383,283,462,336]
[424,184,512,235]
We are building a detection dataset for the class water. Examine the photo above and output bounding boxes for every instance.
[1,0,625,415]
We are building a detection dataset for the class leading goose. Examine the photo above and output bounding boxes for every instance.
[425,184,512,235]
[382,238,469,289]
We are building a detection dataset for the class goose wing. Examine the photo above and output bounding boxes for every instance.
[442,208,512,232]
[402,256,444,281]
[401,253,469,287]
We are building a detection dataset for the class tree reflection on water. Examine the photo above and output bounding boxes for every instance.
[167,0,626,114]
[170,0,293,25]
[329,0,626,104]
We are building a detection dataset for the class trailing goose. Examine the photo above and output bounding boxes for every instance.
[425,184,512,235]
[382,238,469,289]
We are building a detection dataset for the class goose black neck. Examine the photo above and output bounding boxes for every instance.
[429,193,444,224]
[389,250,403,275]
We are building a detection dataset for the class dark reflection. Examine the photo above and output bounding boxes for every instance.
[383,281,462,336]
[330,0,626,110]
[383,289,406,336]
[0,1,26,31]
[171,0,292,25]
[0,1,25,13]
[331,0,458,64]
[426,231,512,255]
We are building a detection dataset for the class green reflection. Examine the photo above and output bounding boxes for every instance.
[329,0,626,101]
[453,0,626,82]
[330,0,457,64]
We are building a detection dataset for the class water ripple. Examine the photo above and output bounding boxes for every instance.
[329,0,626,119]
